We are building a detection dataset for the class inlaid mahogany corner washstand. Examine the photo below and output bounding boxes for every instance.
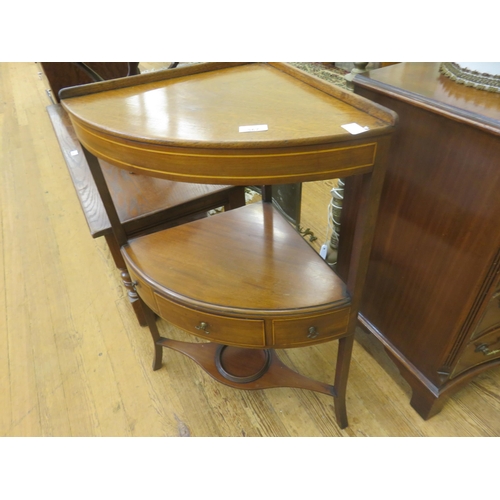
[60,62,396,428]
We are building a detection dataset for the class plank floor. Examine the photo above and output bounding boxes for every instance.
[1,62,499,439]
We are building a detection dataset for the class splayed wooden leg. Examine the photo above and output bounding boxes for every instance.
[333,335,354,429]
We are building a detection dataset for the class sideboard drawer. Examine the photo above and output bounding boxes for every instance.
[471,291,500,340]
[452,327,500,378]
[154,293,266,348]
[272,308,350,348]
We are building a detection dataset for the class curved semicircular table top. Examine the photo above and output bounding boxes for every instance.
[60,62,397,185]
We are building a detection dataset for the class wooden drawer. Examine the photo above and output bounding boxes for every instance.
[272,308,350,348]
[154,293,266,348]
[452,327,500,378]
[471,291,500,340]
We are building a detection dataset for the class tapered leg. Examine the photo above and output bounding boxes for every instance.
[140,299,163,370]
[334,335,355,429]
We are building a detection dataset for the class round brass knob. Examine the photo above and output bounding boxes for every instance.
[307,326,319,339]
[195,321,210,334]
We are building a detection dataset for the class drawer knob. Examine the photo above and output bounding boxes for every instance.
[475,343,500,356]
[307,326,319,339]
[195,321,210,335]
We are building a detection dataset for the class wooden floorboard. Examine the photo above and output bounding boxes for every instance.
[1,62,499,440]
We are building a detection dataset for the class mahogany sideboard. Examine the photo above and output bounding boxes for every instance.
[342,62,500,419]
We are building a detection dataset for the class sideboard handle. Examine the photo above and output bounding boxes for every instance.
[475,343,500,356]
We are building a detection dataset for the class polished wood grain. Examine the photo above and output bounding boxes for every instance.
[123,202,349,316]
[4,62,500,437]
[61,63,396,185]
[60,63,393,145]
[347,62,500,419]
[124,202,353,350]
[355,62,500,127]
[47,103,246,238]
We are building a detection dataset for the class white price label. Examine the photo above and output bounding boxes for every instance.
[341,123,370,135]
[239,124,268,133]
